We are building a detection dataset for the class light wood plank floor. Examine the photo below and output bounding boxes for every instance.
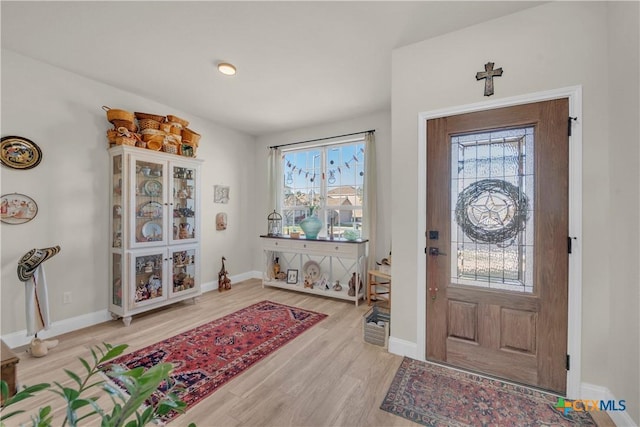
[6,280,614,426]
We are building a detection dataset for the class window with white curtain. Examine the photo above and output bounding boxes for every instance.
[281,139,365,238]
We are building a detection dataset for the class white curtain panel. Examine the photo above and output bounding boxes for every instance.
[267,147,283,214]
[363,131,377,270]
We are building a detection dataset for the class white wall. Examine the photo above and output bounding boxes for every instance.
[391,2,638,423]
[607,1,640,424]
[1,50,257,336]
[252,111,392,270]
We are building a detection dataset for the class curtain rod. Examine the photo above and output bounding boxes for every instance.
[269,129,375,150]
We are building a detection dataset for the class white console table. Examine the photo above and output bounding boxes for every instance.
[260,235,368,305]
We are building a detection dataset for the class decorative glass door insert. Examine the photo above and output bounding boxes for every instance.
[451,127,534,293]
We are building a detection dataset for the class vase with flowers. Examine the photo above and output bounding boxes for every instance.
[299,198,323,240]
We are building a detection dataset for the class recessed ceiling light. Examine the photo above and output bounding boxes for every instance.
[217,62,236,76]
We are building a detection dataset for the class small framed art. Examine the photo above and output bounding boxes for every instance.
[286,269,298,284]
[214,185,230,204]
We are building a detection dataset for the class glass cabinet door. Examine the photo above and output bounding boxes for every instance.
[112,252,123,308]
[171,164,197,244]
[130,250,168,308]
[132,157,167,247]
[170,245,198,297]
[112,154,123,249]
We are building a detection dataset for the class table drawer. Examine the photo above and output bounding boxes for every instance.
[262,239,292,251]
[292,241,358,257]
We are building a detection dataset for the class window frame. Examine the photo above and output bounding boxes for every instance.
[281,138,365,238]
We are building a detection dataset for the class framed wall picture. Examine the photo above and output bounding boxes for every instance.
[286,269,298,284]
[1,136,43,170]
[214,185,230,204]
[1,193,38,224]
[216,212,227,230]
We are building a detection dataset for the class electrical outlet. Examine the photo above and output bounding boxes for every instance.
[63,292,72,304]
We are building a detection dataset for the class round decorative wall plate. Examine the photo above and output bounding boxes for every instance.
[0,136,43,170]
[1,193,38,224]
[303,260,321,282]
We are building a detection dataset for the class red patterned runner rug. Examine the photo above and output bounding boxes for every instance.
[381,357,596,426]
[105,301,327,422]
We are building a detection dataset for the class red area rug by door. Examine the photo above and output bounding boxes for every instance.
[381,357,595,426]
[106,301,327,422]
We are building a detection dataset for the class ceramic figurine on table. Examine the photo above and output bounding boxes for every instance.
[273,257,281,276]
[348,272,362,297]
[304,274,314,289]
[218,256,231,291]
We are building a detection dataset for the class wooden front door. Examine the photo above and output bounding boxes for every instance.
[426,99,569,394]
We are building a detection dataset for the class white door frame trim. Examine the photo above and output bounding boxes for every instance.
[416,86,583,398]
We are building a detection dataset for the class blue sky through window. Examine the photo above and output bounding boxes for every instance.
[283,143,364,190]
[281,142,365,234]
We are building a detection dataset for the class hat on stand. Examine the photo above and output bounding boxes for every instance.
[17,246,61,282]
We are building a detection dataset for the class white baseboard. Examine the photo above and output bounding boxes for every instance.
[581,383,638,426]
[581,382,611,402]
[2,271,264,350]
[388,336,418,359]
[2,309,112,349]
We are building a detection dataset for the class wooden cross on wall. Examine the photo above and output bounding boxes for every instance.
[476,62,503,96]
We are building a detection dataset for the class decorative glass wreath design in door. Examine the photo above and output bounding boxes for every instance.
[451,127,534,293]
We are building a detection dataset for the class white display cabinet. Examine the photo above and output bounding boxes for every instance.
[109,146,202,326]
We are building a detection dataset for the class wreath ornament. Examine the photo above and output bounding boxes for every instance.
[455,179,529,246]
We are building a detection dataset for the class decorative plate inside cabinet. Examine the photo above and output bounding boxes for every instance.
[143,180,162,197]
[141,221,162,241]
[139,201,163,218]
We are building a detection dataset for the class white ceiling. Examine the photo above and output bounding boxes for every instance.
[1,1,543,136]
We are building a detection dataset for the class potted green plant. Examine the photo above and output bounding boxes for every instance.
[0,343,193,427]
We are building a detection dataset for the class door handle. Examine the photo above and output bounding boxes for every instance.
[428,247,447,256]
[427,247,444,300]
